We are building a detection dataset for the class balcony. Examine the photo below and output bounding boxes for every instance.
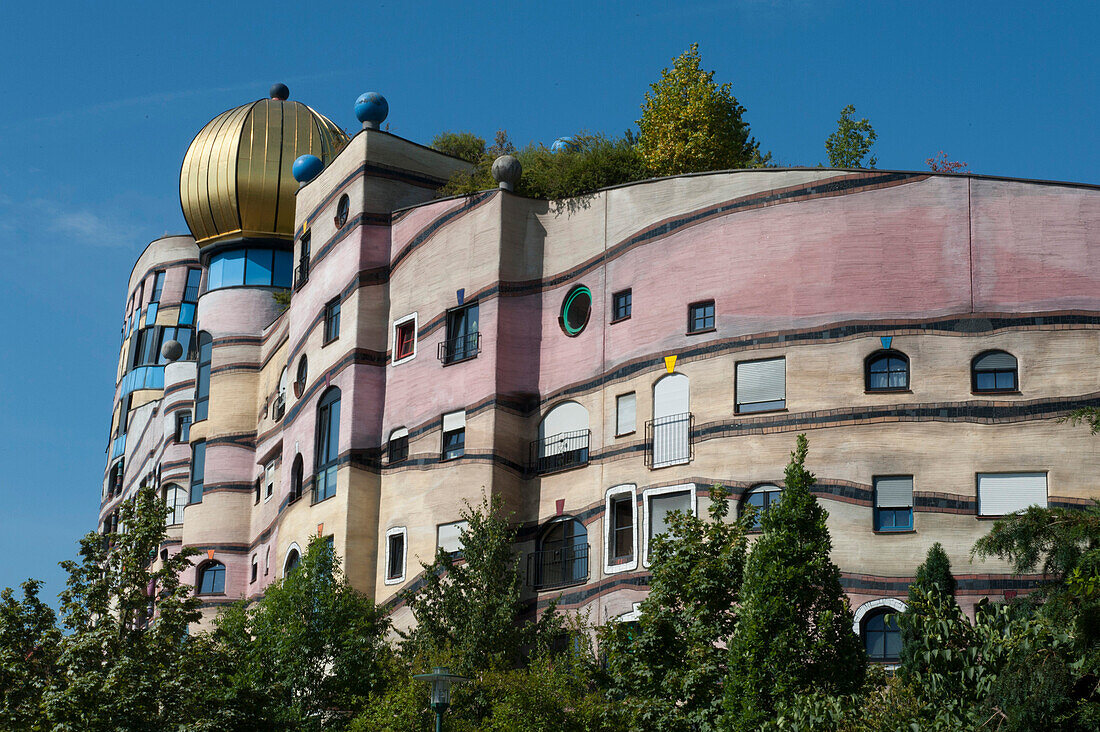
[437,331,481,365]
[645,412,694,469]
[529,429,590,475]
[294,261,309,291]
[526,543,589,590]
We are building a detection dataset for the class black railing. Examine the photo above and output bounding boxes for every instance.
[644,412,694,468]
[527,543,590,590]
[294,262,309,290]
[271,393,286,422]
[529,429,590,475]
[437,331,481,365]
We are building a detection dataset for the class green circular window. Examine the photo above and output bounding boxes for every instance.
[560,285,592,336]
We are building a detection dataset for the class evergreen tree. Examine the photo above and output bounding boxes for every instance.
[722,435,866,730]
[601,484,749,731]
[637,43,766,176]
[0,579,60,731]
[899,542,957,675]
[825,104,878,168]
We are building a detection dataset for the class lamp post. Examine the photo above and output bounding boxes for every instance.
[413,666,467,732]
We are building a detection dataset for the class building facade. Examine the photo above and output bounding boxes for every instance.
[101,87,1100,663]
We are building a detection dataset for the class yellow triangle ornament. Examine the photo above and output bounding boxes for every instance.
[664,355,677,373]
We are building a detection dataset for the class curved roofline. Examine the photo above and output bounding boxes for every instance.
[389,165,1100,217]
[126,234,199,293]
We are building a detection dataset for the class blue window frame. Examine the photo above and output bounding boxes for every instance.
[189,441,206,504]
[873,476,914,532]
[874,507,913,531]
[195,332,212,421]
[207,248,292,291]
[313,388,341,503]
[183,269,202,302]
[151,271,166,302]
[197,561,225,594]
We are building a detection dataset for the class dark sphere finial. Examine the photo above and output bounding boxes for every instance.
[270,83,290,101]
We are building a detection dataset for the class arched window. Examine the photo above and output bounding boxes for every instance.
[284,547,301,575]
[334,193,350,228]
[862,608,902,663]
[294,356,308,398]
[273,367,288,421]
[164,484,186,526]
[197,561,226,595]
[531,518,589,589]
[314,388,340,502]
[742,484,782,530]
[972,350,1018,393]
[195,332,212,421]
[865,350,910,391]
[289,454,304,503]
[532,402,590,474]
[650,373,691,468]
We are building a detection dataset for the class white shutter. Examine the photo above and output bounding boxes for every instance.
[737,358,786,407]
[974,352,1017,370]
[875,476,913,508]
[616,393,636,435]
[977,473,1047,516]
[390,427,409,441]
[649,491,692,539]
[437,521,469,553]
[653,373,689,419]
[442,410,465,432]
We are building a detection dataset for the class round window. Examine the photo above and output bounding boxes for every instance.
[334,194,350,228]
[294,356,308,398]
[560,285,592,336]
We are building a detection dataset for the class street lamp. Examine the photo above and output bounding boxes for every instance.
[413,666,467,732]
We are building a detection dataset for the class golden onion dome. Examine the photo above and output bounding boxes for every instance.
[180,86,348,248]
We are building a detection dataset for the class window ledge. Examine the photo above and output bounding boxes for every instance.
[610,315,631,325]
[865,388,913,395]
[196,592,227,597]
[736,408,789,416]
[322,336,339,347]
[686,327,717,336]
[392,353,415,365]
[972,390,1021,396]
[310,493,336,507]
[441,354,478,368]
[873,529,916,535]
[615,430,636,438]
[440,454,464,462]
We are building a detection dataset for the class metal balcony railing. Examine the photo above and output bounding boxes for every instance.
[294,261,309,291]
[526,543,590,590]
[437,331,481,365]
[529,429,590,475]
[271,393,286,422]
[644,412,694,469]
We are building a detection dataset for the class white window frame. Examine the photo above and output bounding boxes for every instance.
[264,460,276,502]
[641,483,696,567]
[615,392,636,437]
[283,542,302,575]
[852,597,908,636]
[604,484,638,574]
[392,313,418,365]
[436,520,469,555]
[384,526,408,585]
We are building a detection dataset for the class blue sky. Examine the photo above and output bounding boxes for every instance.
[1,0,1097,603]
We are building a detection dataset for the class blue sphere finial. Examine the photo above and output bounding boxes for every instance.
[292,154,323,184]
[355,92,389,129]
[551,136,578,154]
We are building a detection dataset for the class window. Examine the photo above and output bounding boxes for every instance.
[175,411,192,443]
[289,454,304,503]
[687,300,715,333]
[441,302,479,364]
[164,484,186,525]
[742,484,782,530]
[264,461,276,501]
[253,477,261,505]
[284,547,301,575]
[385,528,406,584]
[612,289,632,322]
[437,520,469,557]
[388,428,409,464]
[107,459,124,497]
[323,298,341,344]
[441,411,465,460]
[151,271,166,302]
[644,486,694,564]
[863,609,901,663]
[189,442,206,504]
[650,373,691,468]
[977,472,1047,516]
[206,248,292,290]
[294,356,307,398]
[314,388,341,503]
[296,232,311,289]
[972,350,1018,393]
[195,332,212,421]
[393,315,417,363]
[866,351,910,391]
[532,401,590,474]
[250,557,258,584]
[273,368,288,421]
[183,268,202,302]
[131,327,160,368]
[735,357,786,413]
[530,518,589,589]
[197,561,225,594]
[334,193,350,228]
[560,285,592,336]
[608,492,635,564]
[874,476,914,531]
[616,392,636,436]
[158,326,195,363]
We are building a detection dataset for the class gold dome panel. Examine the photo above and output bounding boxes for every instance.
[180,98,348,247]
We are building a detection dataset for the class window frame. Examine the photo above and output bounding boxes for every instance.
[392,313,418,364]
[183,268,202,303]
[611,288,632,323]
[283,544,302,575]
[294,356,308,398]
[264,461,276,502]
[873,475,914,532]
[164,483,187,526]
[976,472,1048,517]
[971,350,1019,393]
[384,527,407,585]
[150,270,166,303]
[195,332,212,421]
[864,350,911,392]
[442,302,480,364]
[687,299,716,334]
[334,193,350,228]
[388,427,409,464]
[862,608,902,664]
[559,285,592,337]
[437,520,469,558]
[641,483,696,566]
[175,410,192,443]
[313,387,341,504]
[196,561,226,595]
[189,441,206,504]
[441,411,465,461]
[741,483,783,531]
[734,356,787,414]
[323,298,341,345]
[604,485,638,574]
[615,392,637,437]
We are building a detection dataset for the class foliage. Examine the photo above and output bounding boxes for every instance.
[926,151,968,173]
[600,484,749,731]
[0,580,60,731]
[1063,406,1100,435]
[637,43,766,176]
[825,104,878,168]
[723,434,866,730]
[431,131,489,164]
[899,542,958,675]
[271,288,291,312]
[44,486,201,732]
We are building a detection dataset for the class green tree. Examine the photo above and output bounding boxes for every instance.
[431,131,488,164]
[723,435,866,730]
[44,486,201,731]
[0,580,60,731]
[898,542,957,676]
[637,43,766,176]
[600,484,749,731]
[825,104,878,168]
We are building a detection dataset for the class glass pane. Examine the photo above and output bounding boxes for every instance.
[327,399,341,459]
[889,370,906,388]
[207,254,224,290]
[245,248,274,286]
[220,250,246,287]
[867,613,884,631]
[273,250,292,287]
[866,631,884,658]
[870,372,888,389]
[996,371,1015,389]
[178,303,196,326]
[885,628,902,657]
[975,372,995,390]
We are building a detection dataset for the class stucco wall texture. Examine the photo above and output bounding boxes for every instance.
[102,130,1100,633]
